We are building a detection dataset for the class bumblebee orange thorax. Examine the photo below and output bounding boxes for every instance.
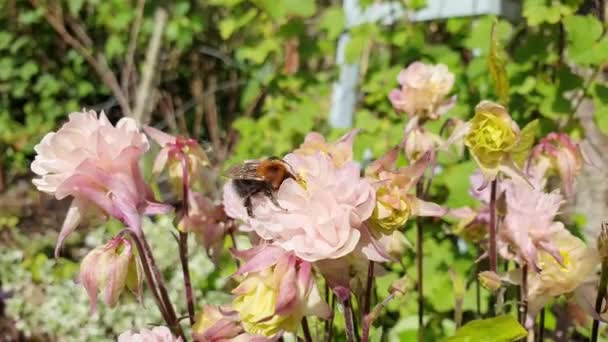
[256,160,292,190]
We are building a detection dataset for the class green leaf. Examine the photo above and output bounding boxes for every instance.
[523,0,582,26]
[319,7,344,40]
[488,20,510,105]
[564,15,608,65]
[445,315,527,342]
[510,119,539,167]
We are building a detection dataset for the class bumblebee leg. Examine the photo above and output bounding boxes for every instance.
[264,187,286,211]
[244,196,255,217]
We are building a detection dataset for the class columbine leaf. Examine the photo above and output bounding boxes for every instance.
[488,20,510,105]
[510,119,539,167]
[445,315,527,342]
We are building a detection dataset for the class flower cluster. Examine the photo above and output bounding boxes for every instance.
[29,57,602,342]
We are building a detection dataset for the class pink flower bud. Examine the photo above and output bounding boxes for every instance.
[78,236,142,312]
[144,126,209,196]
[531,133,584,198]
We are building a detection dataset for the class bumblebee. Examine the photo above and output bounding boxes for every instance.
[226,157,296,217]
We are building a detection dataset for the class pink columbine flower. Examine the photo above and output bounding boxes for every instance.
[78,236,142,312]
[231,245,330,337]
[31,110,171,256]
[389,61,455,119]
[223,148,375,262]
[499,177,565,270]
[144,126,209,197]
[530,132,585,198]
[118,326,182,342]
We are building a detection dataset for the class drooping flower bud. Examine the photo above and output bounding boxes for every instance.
[193,305,244,341]
[386,231,412,260]
[479,271,502,292]
[530,132,585,198]
[144,126,209,197]
[597,221,608,261]
[231,245,330,338]
[402,118,441,162]
[78,236,142,312]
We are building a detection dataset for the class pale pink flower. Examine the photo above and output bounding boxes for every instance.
[118,326,182,342]
[78,236,142,312]
[231,245,330,337]
[500,178,565,270]
[31,110,171,256]
[389,62,455,119]
[223,151,375,261]
[530,132,585,198]
[293,129,358,167]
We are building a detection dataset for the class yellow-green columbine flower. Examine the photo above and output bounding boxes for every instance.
[464,101,519,180]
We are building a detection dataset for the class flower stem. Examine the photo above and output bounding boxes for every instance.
[179,231,195,326]
[342,295,356,342]
[325,290,335,342]
[121,229,184,339]
[140,232,184,339]
[416,180,425,342]
[302,317,313,342]
[538,307,545,342]
[178,155,196,326]
[521,263,529,328]
[591,261,608,342]
[488,179,498,273]
[363,261,374,315]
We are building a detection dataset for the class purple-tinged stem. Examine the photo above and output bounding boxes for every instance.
[416,180,425,342]
[521,264,529,327]
[342,295,356,342]
[178,156,196,326]
[591,261,608,342]
[179,231,195,326]
[139,232,183,338]
[361,261,374,342]
[301,317,313,342]
[538,307,545,342]
[488,179,498,273]
[324,288,335,342]
[120,229,184,339]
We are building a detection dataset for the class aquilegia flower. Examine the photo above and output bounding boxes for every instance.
[365,149,445,234]
[223,139,375,262]
[231,245,330,337]
[293,129,359,167]
[31,110,171,256]
[509,228,599,328]
[388,61,455,120]
[78,236,142,312]
[499,178,564,270]
[118,326,182,342]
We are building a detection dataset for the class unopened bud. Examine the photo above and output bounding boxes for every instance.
[478,271,502,292]
[390,276,409,297]
[386,231,412,259]
[598,221,608,261]
[79,236,142,312]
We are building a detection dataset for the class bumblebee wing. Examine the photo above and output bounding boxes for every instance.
[225,161,264,180]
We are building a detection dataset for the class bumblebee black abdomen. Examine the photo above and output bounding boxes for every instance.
[232,179,266,197]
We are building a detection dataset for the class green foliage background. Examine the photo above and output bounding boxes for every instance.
[1,0,607,340]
